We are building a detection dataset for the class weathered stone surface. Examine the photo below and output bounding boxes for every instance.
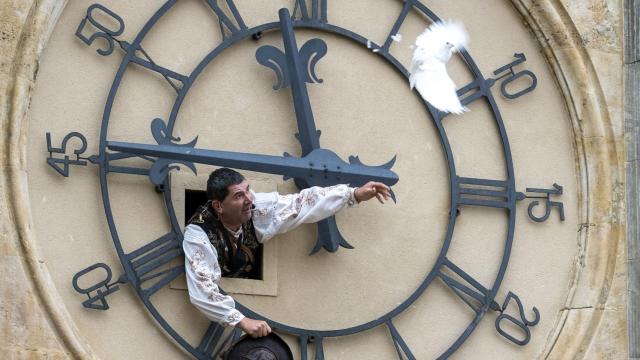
[547,307,598,359]
[1,0,96,359]
[511,0,626,358]
[587,48,624,138]
[0,256,64,356]
[561,0,622,53]
[568,222,623,308]
[585,308,628,359]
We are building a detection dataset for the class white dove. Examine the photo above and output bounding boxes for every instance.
[409,21,469,115]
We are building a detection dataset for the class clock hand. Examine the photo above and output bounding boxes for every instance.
[274,9,347,254]
[255,9,323,153]
[257,9,399,254]
[280,8,322,154]
[262,10,401,194]
[265,9,341,254]
[106,141,399,188]
[255,8,323,154]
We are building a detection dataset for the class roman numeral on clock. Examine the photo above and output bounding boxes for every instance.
[437,258,500,314]
[377,0,441,54]
[437,258,541,346]
[125,231,184,299]
[378,1,413,54]
[386,320,416,360]
[299,335,325,360]
[293,0,328,23]
[454,53,539,108]
[75,3,189,92]
[205,0,248,40]
[455,176,514,209]
[124,47,189,92]
[457,78,488,107]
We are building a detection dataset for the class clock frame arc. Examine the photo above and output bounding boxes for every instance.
[95,1,517,359]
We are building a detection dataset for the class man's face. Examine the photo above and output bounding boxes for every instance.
[215,180,253,227]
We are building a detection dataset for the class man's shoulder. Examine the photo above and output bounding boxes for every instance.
[184,224,208,242]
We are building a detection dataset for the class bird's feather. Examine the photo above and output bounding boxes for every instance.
[409,21,469,115]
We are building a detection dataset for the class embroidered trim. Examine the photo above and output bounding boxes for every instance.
[224,310,244,326]
[347,187,357,207]
[253,207,268,217]
[275,185,350,222]
[189,248,227,302]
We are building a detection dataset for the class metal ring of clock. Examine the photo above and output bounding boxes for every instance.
[94,1,521,359]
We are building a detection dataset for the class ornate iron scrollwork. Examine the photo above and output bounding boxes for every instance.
[148,118,198,186]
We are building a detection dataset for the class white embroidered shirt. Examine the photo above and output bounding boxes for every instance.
[183,184,357,327]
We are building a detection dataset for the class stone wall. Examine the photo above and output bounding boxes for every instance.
[0,0,96,358]
[509,1,626,358]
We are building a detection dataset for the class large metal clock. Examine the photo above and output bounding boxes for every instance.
[41,1,570,359]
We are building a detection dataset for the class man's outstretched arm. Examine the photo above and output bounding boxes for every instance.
[253,181,390,242]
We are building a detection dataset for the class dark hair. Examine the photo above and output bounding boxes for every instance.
[206,168,245,201]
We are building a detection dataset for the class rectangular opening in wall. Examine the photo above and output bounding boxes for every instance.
[184,189,208,225]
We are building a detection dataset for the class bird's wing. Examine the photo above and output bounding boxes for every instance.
[413,62,466,115]
[409,21,469,115]
[416,21,469,52]
[409,47,436,90]
[409,53,421,90]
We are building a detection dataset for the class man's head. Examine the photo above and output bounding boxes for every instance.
[207,168,253,228]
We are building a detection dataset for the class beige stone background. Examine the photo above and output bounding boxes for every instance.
[0,0,625,359]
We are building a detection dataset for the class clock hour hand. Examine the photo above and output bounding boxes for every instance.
[106,141,399,188]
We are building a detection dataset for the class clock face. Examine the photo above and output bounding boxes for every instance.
[27,1,579,359]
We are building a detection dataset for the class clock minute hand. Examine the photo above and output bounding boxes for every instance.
[273,9,348,255]
[258,9,400,254]
[279,7,323,154]
[255,8,327,156]
[106,141,399,187]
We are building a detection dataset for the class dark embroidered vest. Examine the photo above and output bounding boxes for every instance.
[187,201,262,279]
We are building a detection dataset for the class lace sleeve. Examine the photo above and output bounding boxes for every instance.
[258,184,356,240]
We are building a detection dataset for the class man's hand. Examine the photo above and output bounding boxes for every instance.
[237,317,272,338]
[354,181,392,204]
